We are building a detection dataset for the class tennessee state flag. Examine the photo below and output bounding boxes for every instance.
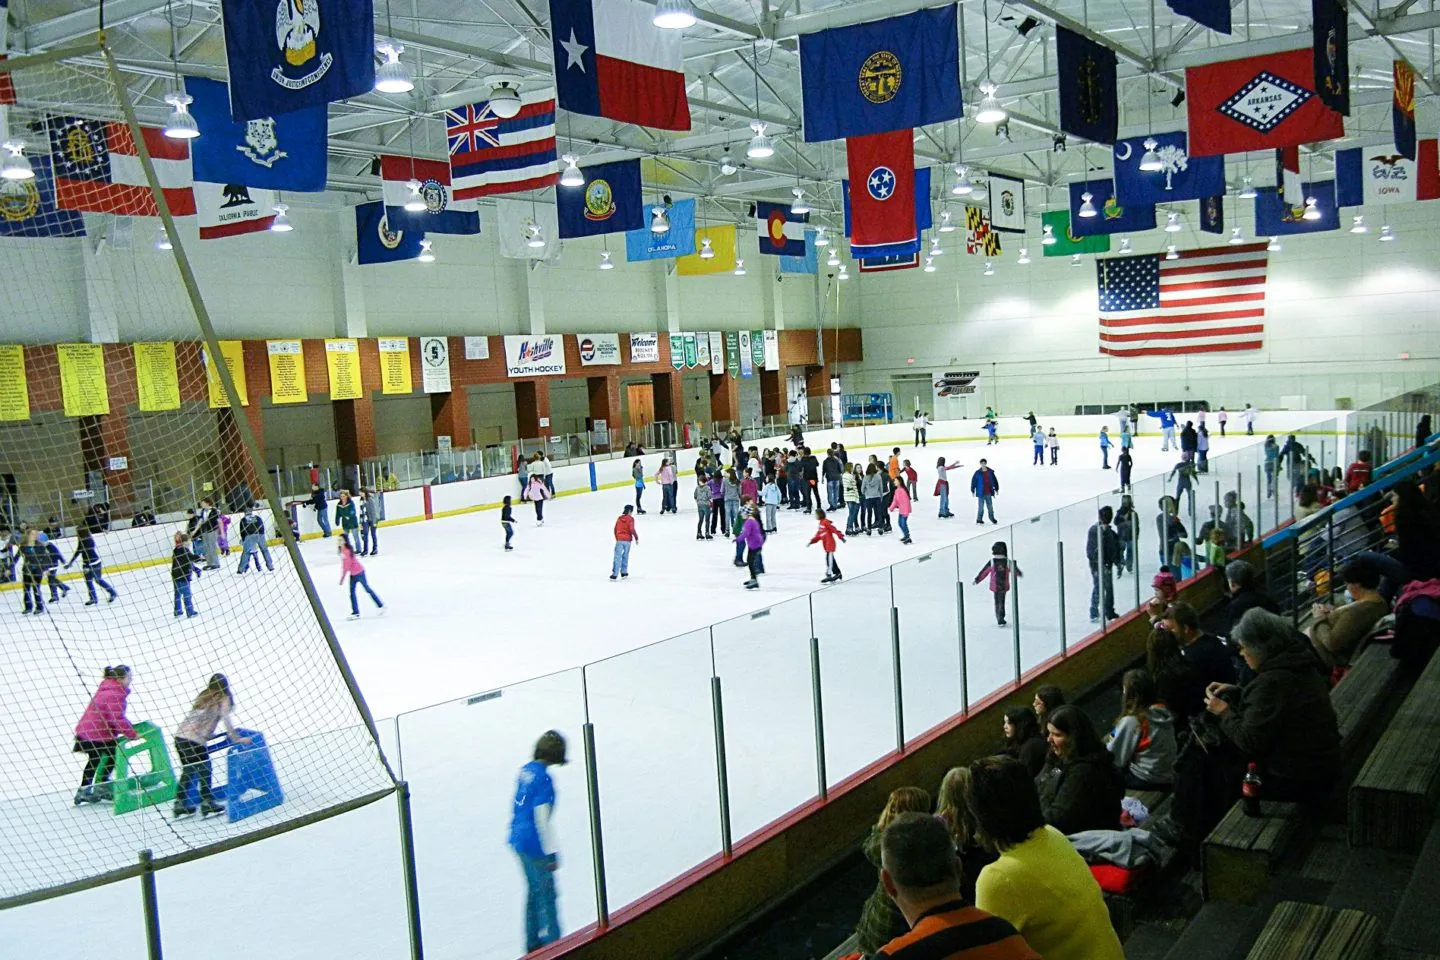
[845,130,917,259]
[549,0,691,130]
[1185,48,1345,157]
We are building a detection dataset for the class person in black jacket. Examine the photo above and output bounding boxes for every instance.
[1033,705,1124,836]
[1162,602,1239,703]
[1222,559,1280,633]
[1416,414,1433,451]
[1180,421,1198,462]
[1389,480,1440,581]
[171,532,202,618]
[65,521,118,605]
[785,455,804,510]
[1204,608,1342,803]
[799,446,819,513]
[19,528,48,614]
[822,449,844,510]
[1086,506,1121,622]
[1001,706,1048,778]
[40,533,69,603]
[130,505,157,527]
[235,506,274,573]
[309,484,332,538]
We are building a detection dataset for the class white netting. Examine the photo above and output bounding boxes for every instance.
[0,46,394,906]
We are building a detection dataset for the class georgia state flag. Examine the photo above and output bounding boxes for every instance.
[845,131,917,258]
[549,0,691,131]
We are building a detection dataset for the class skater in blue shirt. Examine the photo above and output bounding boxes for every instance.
[509,731,568,952]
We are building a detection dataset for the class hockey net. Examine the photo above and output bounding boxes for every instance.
[0,43,395,906]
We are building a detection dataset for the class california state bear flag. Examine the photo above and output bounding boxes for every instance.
[195,182,276,239]
[845,130,918,258]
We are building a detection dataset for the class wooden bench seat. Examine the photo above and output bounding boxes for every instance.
[1244,901,1380,959]
[1204,800,1305,903]
[1348,652,1440,852]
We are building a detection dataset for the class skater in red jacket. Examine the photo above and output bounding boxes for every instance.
[808,509,846,584]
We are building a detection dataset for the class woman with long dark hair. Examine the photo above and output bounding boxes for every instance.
[1001,706,1048,777]
[1033,705,1125,835]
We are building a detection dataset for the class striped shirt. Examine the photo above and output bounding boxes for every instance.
[870,900,1041,959]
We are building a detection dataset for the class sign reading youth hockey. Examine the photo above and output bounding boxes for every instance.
[505,334,568,377]
[577,333,621,366]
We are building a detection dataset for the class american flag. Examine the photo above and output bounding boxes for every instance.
[446,88,559,200]
[1097,243,1268,357]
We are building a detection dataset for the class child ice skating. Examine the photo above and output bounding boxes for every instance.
[501,495,515,550]
[631,460,647,514]
[761,473,781,533]
[973,542,1021,626]
[934,458,959,518]
[610,504,638,580]
[526,473,552,525]
[694,476,714,540]
[40,532,68,603]
[65,521,118,605]
[738,505,766,590]
[334,490,359,543]
[339,537,384,619]
[235,506,274,573]
[72,665,137,805]
[1031,426,1045,465]
[360,490,380,555]
[970,459,1000,525]
[171,532,202,618]
[1046,428,1059,465]
[889,483,914,544]
[808,509,845,584]
[1099,426,1112,469]
[172,674,250,819]
[1116,449,1134,492]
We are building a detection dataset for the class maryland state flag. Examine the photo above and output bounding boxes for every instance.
[965,206,1001,256]
[1394,60,1417,160]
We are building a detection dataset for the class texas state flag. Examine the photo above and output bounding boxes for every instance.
[549,0,691,131]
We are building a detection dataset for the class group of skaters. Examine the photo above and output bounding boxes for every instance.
[307,485,382,555]
[5,521,117,614]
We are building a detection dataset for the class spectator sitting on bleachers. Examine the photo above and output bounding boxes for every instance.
[854,787,932,955]
[1145,567,1178,622]
[965,757,1125,960]
[1222,560,1280,633]
[1204,608,1342,804]
[1034,705,1125,836]
[1345,550,1410,603]
[1294,484,1323,520]
[1389,480,1440,580]
[1308,558,1391,670]
[1147,625,1201,729]
[1106,669,1177,790]
[858,811,1042,960]
[935,766,996,904]
[1031,684,1064,731]
[1161,602,1239,710]
[1001,706,1049,778]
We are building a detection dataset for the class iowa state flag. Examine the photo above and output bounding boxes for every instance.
[755,201,808,256]
[549,0,690,130]
[1185,48,1345,157]
[220,0,375,122]
[798,5,961,142]
[845,132,918,258]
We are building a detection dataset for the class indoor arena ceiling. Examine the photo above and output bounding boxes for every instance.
[10,0,1440,222]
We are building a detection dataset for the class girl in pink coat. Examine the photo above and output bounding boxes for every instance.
[339,538,384,620]
[888,484,914,545]
[73,665,138,805]
[526,475,551,525]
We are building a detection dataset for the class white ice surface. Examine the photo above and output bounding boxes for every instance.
[4,427,1295,960]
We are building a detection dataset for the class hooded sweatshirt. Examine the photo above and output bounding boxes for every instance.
[1108,705,1177,785]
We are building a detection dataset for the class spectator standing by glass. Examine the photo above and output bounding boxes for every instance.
[509,731,568,953]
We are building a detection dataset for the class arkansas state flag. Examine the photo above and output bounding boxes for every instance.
[1185,48,1345,157]
[754,201,808,256]
[845,130,917,258]
[549,0,691,130]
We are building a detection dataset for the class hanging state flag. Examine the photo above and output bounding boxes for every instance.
[1112,131,1226,205]
[780,230,819,274]
[842,166,931,250]
[557,158,643,238]
[0,0,16,106]
[1185,48,1345,157]
[1422,139,1440,200]
[676,224,737,275]
[1069,179,1155,236]
[986,173,1026,233]
[1335,142,1438,205]
[965,206,1001,255]
[845,130,917,258]
[1254,180,1339,235]
[1041,209,1110,256]
[1275,145,1304,212]
[497,198,562,260]
[1097,244,1269,357]
[220,0,373,122]
[1056,28,1119,145]
[195,182,276,239]
[1166,0,1231,34]
[187,76,326,192]
[48,117,195,216]
[380,156,480,235]
[754,201,809,256]
[447,89,559,199]
[1312,0,1349,116]
[1200,194,1224,234]
[1394,61,1417,160]
[549,0,690,131]
[0,154,87,237]
[858,252,919,272]
[355,200,423,264]
[625,197,695,261]
[797,5,961,142]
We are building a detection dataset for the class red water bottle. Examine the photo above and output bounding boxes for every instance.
[1242,763,1262,817]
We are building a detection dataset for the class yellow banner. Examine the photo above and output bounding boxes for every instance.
[0,345,29,421]
[206,340,248,408]
[325,338,363,400]
[267,340,308,405]
[133,342,180,412]
[377,337,412,394]
[57,343,110,417]
[676,223,738,275]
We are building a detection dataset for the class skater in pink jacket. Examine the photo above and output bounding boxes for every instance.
[73,665,138,805]
[888,484,914,544]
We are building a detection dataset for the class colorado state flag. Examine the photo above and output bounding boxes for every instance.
[754,201,808,256]
[798,6,961,142]
[220,0,375,122]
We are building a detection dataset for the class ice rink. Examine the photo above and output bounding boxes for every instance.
[3,418,1334,960]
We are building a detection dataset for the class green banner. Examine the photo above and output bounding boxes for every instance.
[750,329,765,370]
[683,334,698,367]
[1041,209,1111,257]
[669,333,685,369]
[725,331,740,376]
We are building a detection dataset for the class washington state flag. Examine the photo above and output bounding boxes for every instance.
[1041,209,1111,257]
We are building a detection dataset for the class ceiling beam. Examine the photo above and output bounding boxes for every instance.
[19,0,180,50]
[768,0,952,39]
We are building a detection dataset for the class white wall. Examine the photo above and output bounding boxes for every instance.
[848,199,1440,414]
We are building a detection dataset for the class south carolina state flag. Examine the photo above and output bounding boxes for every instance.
[549,0,690,131]
[845,131,917,258]
[1185,48,1345,157]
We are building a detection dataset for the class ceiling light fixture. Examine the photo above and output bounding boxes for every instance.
[162,92,200,139]
[1238,176,1258,200]
[155,225,172,250]
[1017,247,1030,264]
[559,154,584,187]
[719,153,737,176]
[1165,244,1178,260]
[1228,227,1244,245]
[733,258,746,276]
[403,178,427,213]
[526,223,546,248]
[485,75,523,118]
[652,0,697,29]
[814,226,829,247]
[923,257,936,273]
[1070,253,1082,267]
[0,141,34,181]
[837,264,849,280]
[599,250,615,270]
[270,203,293,232]
[1379,224,1395,242]
[790,185,810,215]
[1041,223,1056,245]
[930,236,944,256]
[746,120,775,159]
[374,43,414,94]
[1350,215,1368,234]
[826,247,840,267]
[1302,197,1322,221]
[975,81,1006,124]
[1266,236,1281,252]
[417,238,435,262]
[1164,211,1182,233]
[650,204,670,234]
[1078,191,1098,218]
[699,237,715,259]
[983,260,995,275]
[1118,236,1132,253]
[951,164,974,196]
[1138,138,1164,173]
[938,210,956,232]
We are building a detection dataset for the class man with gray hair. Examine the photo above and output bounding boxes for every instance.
[1204,607,1341,802]
[870,812,1041,959]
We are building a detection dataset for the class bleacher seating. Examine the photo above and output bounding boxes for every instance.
[1348,649,1440,851]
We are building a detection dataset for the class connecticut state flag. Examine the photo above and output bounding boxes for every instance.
[549,0,691,130]
[220,0,376,122]
[798,6,961,142]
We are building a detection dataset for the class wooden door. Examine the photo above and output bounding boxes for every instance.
[625,383,655,431]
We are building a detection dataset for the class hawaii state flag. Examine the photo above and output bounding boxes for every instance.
[845,130,917,258]
[549,0,691,130]
[447,89,559,199]
[48,117,195,216]
[380,156,480,234]
[1185,48,1345,157]
[754,201,808,256]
